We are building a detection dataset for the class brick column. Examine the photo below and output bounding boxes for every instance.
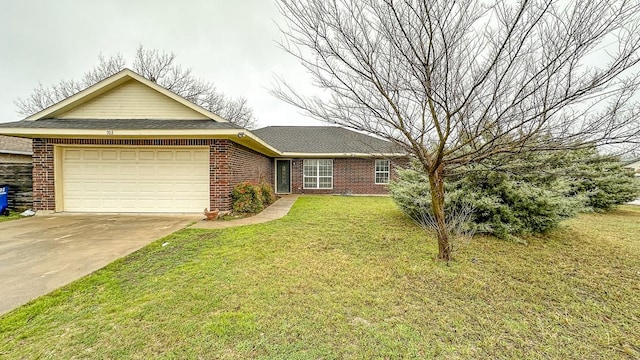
[32,138,55,211]
[209,139,233,211]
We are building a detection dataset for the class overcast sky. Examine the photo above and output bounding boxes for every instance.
[0,0,323,127]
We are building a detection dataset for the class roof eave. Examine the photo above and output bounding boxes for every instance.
[0,128,281,157]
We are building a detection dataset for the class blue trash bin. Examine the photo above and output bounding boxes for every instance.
[0,184,9,216]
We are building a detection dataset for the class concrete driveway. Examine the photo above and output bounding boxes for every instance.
[0,214,200,315]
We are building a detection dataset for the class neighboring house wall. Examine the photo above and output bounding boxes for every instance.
[625,160,640,176]
[32,138,272,212]
[0,153,32,163]
[290,157,407,195]
[0,163,33,211]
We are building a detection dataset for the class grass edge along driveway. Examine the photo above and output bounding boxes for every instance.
[1,196,639,359]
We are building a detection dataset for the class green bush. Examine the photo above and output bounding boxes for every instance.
[260,182,276,205]
[232,182,264,213]
[563,149,640,211]
[389,148,639,240]
[389,162,578,241]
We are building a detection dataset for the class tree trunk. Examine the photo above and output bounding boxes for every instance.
[429,164,451,261]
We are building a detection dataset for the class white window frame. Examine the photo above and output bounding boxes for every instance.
[303,159,333,189]
[375,159,390,184]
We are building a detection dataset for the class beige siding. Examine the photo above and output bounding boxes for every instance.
[58,80,209,120]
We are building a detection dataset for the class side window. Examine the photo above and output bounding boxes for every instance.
[375,159,390,184]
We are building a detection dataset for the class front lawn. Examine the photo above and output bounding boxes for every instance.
[1,197,638,359]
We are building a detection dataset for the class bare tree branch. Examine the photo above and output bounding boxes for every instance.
[273,0,640,260]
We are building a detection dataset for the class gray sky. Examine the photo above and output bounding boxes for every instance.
[0,0,322,127]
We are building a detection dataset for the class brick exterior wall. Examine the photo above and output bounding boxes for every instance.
[31,138,273,212]
[210,141,273,211]
[289,157,408,195]
[33,138,55,211]
[230,143,273,185]
[209,139,232,211]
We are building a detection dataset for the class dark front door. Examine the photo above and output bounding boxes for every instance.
[276,160,291,194]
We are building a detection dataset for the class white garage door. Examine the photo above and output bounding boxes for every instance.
[61,147,209,213]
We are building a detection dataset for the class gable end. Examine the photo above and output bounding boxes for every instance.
[56,80,209,120]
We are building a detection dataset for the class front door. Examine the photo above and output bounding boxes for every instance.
[275,159,291,194]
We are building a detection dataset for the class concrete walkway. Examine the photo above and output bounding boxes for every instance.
[191,195,299,229]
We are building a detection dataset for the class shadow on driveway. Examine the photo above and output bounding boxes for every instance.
[0,214,200,315]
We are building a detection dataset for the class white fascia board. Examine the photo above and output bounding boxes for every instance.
[0,128,282,157]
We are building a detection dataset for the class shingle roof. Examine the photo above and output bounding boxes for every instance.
[0,135,32,155]
[0,119,242,130]
[252,126,402,154]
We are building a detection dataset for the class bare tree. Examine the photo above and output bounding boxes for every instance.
[16,46,257,129]
[15,54,125,117]
[274,0,640,260]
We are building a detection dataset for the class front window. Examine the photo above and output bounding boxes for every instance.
[303,159,333,189]
[375,159,390,184]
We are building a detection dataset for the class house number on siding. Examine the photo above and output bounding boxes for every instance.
[106,130,114,135]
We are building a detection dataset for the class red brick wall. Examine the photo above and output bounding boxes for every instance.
[289,157,408,195]
[213,142,273,211]
[209,139,232,211]
[31,138,269,212]
[32,138,55,210]
[230,143,274,185]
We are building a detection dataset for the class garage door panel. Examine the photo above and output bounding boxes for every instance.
[83,150,100,160]
[192,151,209,163]
[61,147,209,213]
[64,150,81,160]
[157,151,173,161]
[118,181,138,192]
[138,151,155,160]
[101,150,118,160]
[157,165,177,176]
[81,181,103,192]
[175,151,192,161]
[120,150,136,160]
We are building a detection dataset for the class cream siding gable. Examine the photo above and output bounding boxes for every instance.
[57,80,209,120]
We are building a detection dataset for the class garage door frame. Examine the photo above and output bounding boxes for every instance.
[54,145,211,213]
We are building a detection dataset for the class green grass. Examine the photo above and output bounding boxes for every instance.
[1,197,639,359]
[0,211,23,222]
